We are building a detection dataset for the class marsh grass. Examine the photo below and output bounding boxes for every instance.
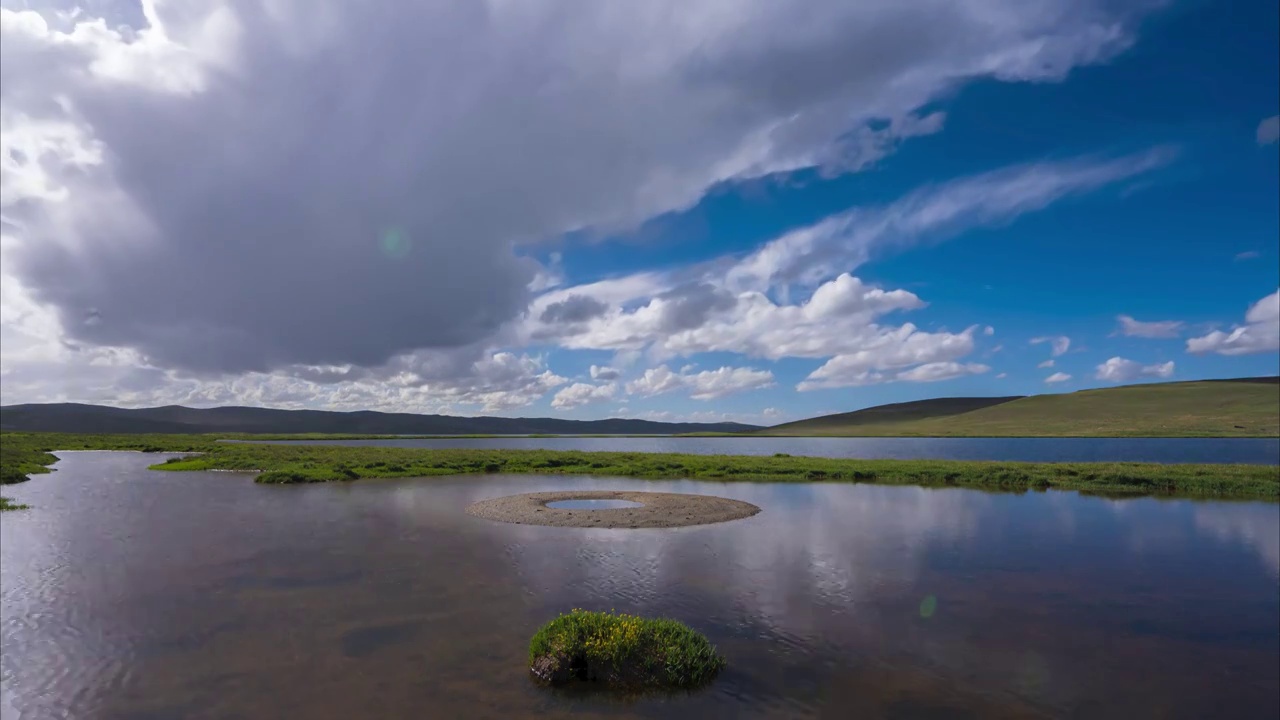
[529,609,724,689]
[2,432,1277,499]
[149,443,1280,499]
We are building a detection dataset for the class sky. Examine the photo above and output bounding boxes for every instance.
[0,0,1277,425]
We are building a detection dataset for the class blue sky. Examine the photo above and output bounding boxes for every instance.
[0,0,1276,422]
[521,0,1280,422]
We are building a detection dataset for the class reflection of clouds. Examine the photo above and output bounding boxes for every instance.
[1096,496,1280,576]
[697,484,983,629]
[426,476,987,638]
[1194,504,1280,577]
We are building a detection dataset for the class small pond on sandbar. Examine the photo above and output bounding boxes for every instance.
[544,499,646,510]
[2,451,1277,718]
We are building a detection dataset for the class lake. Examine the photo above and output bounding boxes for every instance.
[2,452,1277,718]
[236,436,1280,464]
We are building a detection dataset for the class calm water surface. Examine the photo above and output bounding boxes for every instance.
[239,436,1280,465]
[2,452,1278,719]
[545,499,646,510]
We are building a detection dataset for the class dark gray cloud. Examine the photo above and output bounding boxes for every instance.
[654,283,738,333]
[540,295,609,325]
[2,0,1157,381]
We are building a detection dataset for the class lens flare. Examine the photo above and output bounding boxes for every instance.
[379,228,410,259]
[919,595,938,619]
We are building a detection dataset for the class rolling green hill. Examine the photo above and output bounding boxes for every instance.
[761,378,1280,437]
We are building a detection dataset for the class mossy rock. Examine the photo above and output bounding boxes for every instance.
[528,609,724,690]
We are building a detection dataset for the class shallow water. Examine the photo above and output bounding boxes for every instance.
[236,436,1280,464]
[545,499,646,510]
[2,452,1277,719]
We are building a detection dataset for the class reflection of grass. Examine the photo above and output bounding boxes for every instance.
[1,497,30,511]
[529,609,724,689]
[2,431,1277,499]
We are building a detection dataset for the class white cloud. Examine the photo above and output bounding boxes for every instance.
[589,365,620,381]
[983,326,995,336]
[551,382,618,410]
[1258,115,1280,146]
[1235,250,1261,261]
[797,327,988,390]
[626,365,774,401]
[1044,372,1071,383]
[1115,314,1183,338]
[995,372,1008,378]
[721,148,1174,295]
[895,361,991,383]
[1094,357,1175,383]
[1030,335,1071,356]
[0,344,567,413]
[1037,359,1055,368]
[1186,289,1280,356]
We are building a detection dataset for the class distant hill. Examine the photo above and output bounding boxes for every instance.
[759,377,1280,438]
[764,396,1024,435]
[0,403,760,436]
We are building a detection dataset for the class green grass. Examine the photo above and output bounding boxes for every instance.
[528,609,724,688]
[761,379,1280,437]
[3,431,1278,500]
[1,497,30,511]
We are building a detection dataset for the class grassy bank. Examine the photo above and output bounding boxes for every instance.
[529,609,724,688]
[761,379,1280,437]
[148,443,1280,499]
[3,432,1277,500]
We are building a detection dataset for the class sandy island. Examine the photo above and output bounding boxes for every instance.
[465,490,760,528]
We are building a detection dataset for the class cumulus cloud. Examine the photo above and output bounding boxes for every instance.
[1030,335,1072,357]
[1258,115,1280,146]
[1044,372,1072,383]
[1186,290,1280,356]
[1038,359,1055,368]
[626,365,774,401]
[1114,314,1183,338]
[0,341,566,413]
[1094,356,1175,383]
[797,326,988,390]
[551,382,617,410]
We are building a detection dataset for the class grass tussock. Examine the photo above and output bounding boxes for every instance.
[529,609,724,689]
[1,496,30,511]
